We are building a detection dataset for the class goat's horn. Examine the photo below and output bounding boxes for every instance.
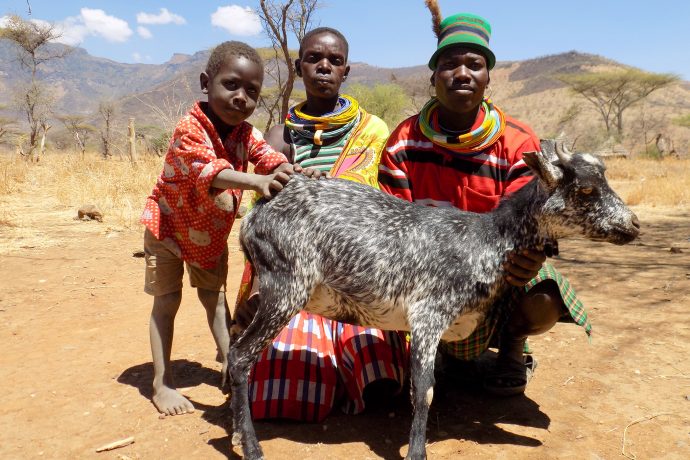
[555,140,573,164]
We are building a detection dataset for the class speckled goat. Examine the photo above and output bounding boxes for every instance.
[228,140,640,460]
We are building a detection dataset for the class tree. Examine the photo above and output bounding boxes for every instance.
[98,101,116,159]
[346,83,411,129]
[557,69,678,140]
[58,114,95,158]
[257,0,319,130]
[1,15,70,161]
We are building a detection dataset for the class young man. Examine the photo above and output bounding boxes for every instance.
[379,9,590,396]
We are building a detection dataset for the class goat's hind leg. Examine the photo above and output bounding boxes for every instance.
[406,311,448,460]
[227,273,309,460]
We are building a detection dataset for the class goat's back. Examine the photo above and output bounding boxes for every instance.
[240,176,502,312]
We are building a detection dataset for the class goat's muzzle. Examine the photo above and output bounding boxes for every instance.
[609,213,641,245]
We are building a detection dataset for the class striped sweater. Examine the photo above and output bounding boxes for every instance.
[290,129,352,173]
[378,113,540,213]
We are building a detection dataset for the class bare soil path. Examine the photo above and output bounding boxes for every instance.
[1,190,689,459]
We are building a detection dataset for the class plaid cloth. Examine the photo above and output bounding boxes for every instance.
[248,311,409,422]
[439,263,590,361]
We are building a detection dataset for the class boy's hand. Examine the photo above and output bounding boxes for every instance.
[255,171,291,199]
[503,248,546,287]
[272,162,296,175]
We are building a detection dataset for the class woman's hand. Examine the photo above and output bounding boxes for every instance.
[291,163,328,179]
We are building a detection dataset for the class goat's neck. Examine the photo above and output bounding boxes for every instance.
[492,179,552,250]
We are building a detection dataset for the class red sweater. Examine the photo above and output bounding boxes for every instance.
[379,113,540,213]
[141,102,287,268]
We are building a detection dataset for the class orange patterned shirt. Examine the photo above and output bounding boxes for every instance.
[141,102,287,268]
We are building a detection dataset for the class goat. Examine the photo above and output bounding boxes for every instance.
[227,140,640,460]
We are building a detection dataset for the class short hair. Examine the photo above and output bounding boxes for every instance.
[205,41,264,78]
[298,27,349,60]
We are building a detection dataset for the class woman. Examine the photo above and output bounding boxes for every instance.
[379,5,590,396]
[234,27,407,422]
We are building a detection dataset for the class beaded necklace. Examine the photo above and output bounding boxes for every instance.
[419,97,505,153]
[285,95,360,146]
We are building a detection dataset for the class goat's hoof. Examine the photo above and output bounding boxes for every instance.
[231,431,243,446]
[244,449,264,460]
[405,449,427,460]
[244,442,265,460]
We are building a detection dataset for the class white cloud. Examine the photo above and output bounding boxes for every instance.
[0,16,10,28]
[137,26,152,39]
[54,17,89,45]
[137,8,186,25]
[38,9,132,46]
[211,5,262,36]
[80,8,132,42]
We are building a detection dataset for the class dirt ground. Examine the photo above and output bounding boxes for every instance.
[1,186,689,460]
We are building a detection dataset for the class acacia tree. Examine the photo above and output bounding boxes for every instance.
[346,83,411,129]
[257,0,319,130]
[59,114,95,159]
[557,69,678,140]
[1,15,70,161]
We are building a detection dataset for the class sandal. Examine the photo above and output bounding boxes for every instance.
[483,355,538,397]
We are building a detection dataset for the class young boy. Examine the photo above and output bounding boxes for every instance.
[140,41,295,417]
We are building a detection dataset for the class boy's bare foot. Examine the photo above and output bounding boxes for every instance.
[153,386,195,416]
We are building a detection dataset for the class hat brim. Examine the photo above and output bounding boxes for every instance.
[428,42,496,71]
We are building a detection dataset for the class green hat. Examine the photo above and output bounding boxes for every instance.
[428,13,496,70]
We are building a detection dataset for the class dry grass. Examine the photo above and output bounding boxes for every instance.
[0,152,688,231]
[605,157,690,207]
[0,151,161,229]
[0,156,30,195]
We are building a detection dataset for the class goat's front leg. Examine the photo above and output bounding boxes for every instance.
[228,276,309,460]
[406,313,446,460]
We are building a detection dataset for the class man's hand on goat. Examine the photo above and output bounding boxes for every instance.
[503,248,547,286]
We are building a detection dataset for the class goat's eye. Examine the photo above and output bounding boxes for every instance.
[579,187,593,195]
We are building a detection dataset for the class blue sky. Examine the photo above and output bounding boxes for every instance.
[1,1,689,80]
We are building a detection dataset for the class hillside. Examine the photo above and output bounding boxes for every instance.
[1,40,689,155]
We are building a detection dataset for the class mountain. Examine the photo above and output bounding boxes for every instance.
[0,40,209,113]
[0,40,620,116]
[1,40,688,155]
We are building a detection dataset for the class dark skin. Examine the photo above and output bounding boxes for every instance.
[239,44,560,392]
[265,31,350,160]
[199,55,299,197]
[235,31,351,330]
[433,46,567,390]
[150,55,302,416]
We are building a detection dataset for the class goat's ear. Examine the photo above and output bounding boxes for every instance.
[523,150,563,189]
